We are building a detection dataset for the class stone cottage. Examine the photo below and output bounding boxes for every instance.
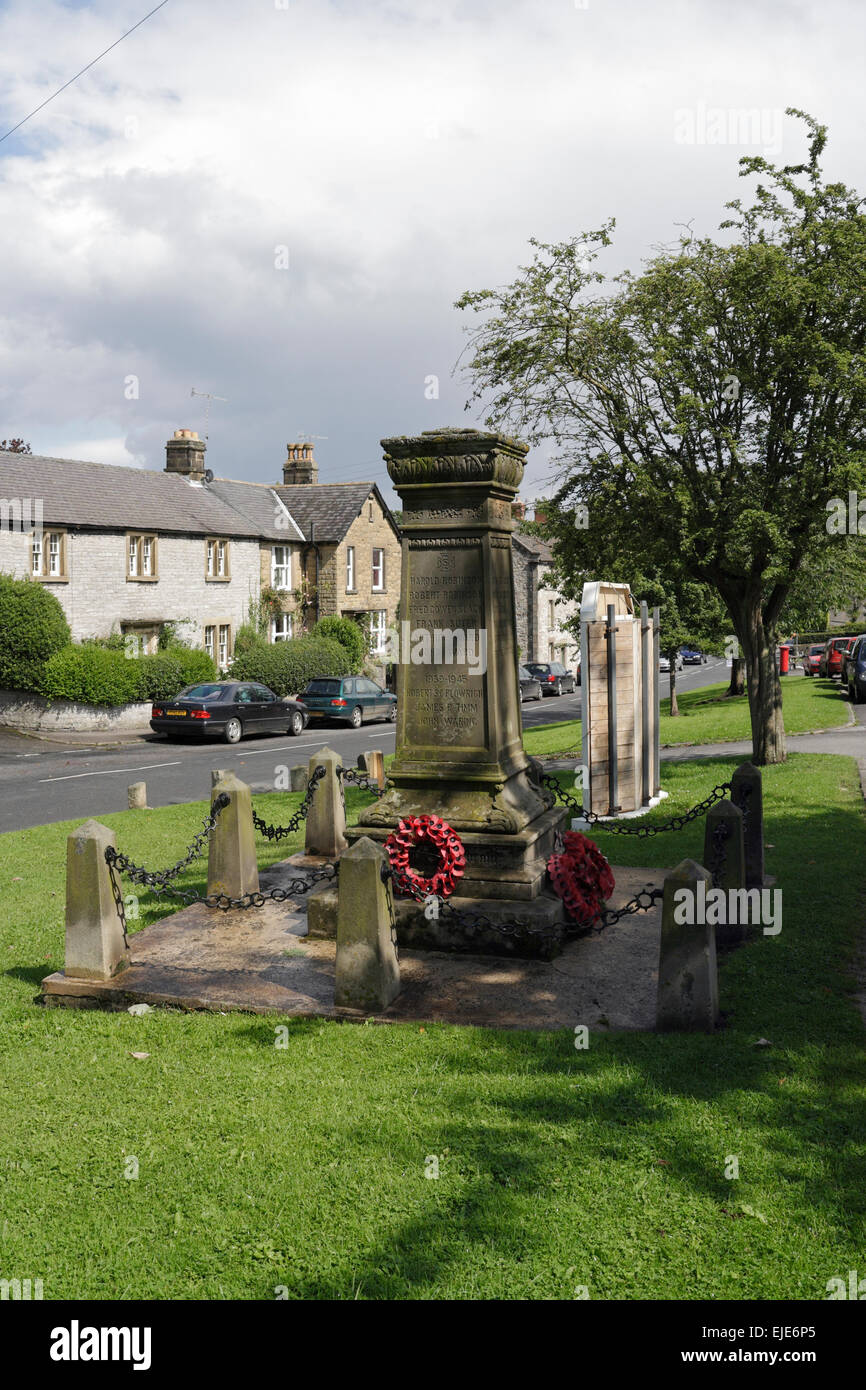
[0,432,402,666]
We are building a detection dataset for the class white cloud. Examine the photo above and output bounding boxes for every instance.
[0,0,864,503]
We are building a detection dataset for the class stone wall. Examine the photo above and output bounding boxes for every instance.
[0,527,261,652]
[0,688,152,732]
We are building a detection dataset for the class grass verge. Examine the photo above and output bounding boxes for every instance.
[0,757,863,1299]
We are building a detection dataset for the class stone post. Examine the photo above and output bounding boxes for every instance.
[207,772,259,899]
[730,762,764,889]
[127,782,147,810]
[703,798,746,945]
[656,858,719,1032]
[65,819,129,980]
[334,837,400,1011]
[289,765,309,793]
[362,750,385,789]
[304,747,347,858]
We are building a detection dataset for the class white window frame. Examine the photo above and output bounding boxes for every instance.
[217,540,227,578]
[371,548,385,592]
[142,536,153,577]
[206,540,216,578]
[204,625,215,661]
[346,545,355,592]
[272,545,291,590]
[272,613,293,642]
[48,532,61,577]
[368,610,387,654]
[218,623,230,667]
[31,533,42,576]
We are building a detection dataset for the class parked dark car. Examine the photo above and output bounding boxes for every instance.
[150,681,309,744]
[298,676,397,728]
[518,665,543,702]
[847,637,866,703]
[680,648,707,665]
[840,635,866,687]
[525,661,576,696]
[802,644,825,676]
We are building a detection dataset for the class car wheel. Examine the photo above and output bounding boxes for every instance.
[223,718,243,744]
[387,703,397,722]
[289,711,304,736]
[349,705,363,729]
[555,680,562,695]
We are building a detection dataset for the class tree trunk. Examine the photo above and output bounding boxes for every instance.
[728,657,744,696]
[740,609,786,765]
[668,658,679,717]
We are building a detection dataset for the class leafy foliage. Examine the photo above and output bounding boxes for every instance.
[0,574,70,691]
[457,110,866,761]
[312,615,367,667]
[229,634,353,696]
[39,643,217,705]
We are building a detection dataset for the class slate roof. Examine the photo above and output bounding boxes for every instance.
[274,481,400,544]
[512,530,554,563]
[0,452,261,537]
[207,478,305,542]
[0,451,400,545]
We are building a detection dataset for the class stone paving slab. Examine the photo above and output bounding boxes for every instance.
[40,866,663,1031]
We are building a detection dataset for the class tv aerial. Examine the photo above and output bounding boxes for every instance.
[190,387,227,442]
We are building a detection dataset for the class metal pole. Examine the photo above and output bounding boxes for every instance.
[606,603,619,815]
[640,600,650,807]
[652,605,661,796]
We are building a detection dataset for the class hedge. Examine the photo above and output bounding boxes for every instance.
[229,635,353,696]
[311,616,368,667]
[38,644,218,706]
[0,574,70,692]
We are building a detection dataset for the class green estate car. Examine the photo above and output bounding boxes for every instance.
[298,676,397,728]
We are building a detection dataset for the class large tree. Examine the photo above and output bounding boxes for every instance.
[457,111,866,763]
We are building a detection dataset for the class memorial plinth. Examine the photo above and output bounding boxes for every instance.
[346,427,568,950]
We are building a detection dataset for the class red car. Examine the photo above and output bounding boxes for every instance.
[802,644,825,676]
[821,636,852,678]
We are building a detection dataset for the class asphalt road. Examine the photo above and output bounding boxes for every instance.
[0,658,729,832]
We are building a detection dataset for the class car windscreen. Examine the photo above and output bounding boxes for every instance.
[810,646,825,655]
[525,664,546,673]
[304,679,342,694]
[179,684,225,700]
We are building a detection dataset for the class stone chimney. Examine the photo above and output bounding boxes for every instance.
[165,428,206,481]
[283,442,318,486]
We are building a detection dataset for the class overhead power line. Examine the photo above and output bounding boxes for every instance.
[0,0,171,147]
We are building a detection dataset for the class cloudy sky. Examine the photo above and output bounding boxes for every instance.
[1,0,864,507]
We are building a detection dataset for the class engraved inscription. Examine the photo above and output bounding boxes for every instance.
[405,546,487,748]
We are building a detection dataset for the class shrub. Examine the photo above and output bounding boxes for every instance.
[232,623,268,661]
[136,647,217,700]
[38,642,217,706]
[40,644,141,706]
[0,574,71,691]
[230,635,352,696]
[312,615,367,668]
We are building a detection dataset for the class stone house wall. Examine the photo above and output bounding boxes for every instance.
[0,525,260,655]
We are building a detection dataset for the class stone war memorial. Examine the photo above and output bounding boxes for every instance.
[334,427,570,952]
[42,423,768,1034]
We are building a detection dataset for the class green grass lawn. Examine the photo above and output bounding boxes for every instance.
[1,756,865,1299]
[523,673,850,758]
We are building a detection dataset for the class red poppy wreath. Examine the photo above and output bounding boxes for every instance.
[384,815,466,898]
[548,831,615,926]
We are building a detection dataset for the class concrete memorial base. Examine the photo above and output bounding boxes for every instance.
[308,881,567,959]
[345,804,566,905]
[40,862,664,1030]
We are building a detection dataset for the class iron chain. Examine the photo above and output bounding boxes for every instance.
[251,763,326,841]
[540,773,732,837]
